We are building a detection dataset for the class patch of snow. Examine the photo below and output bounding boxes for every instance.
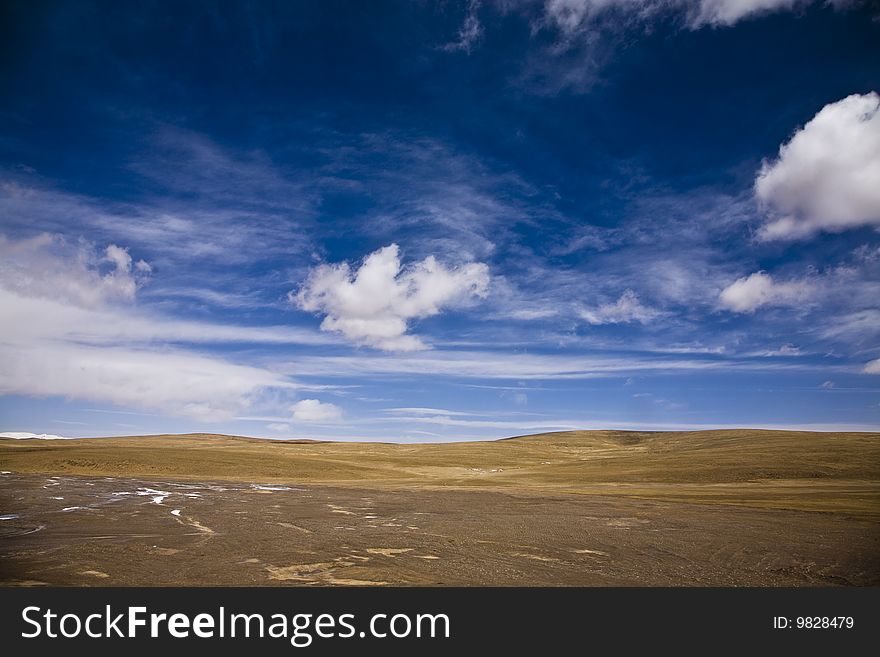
[0,432,72,440]
[136,488,171,504]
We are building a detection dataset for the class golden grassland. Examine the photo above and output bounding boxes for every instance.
[2,429,878,518]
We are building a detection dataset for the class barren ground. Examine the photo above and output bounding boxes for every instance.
[1,430,878,586]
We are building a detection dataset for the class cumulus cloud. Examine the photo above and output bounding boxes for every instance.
[756,92,880,240]
[718,271,814,312]
[865,359,880,374]
[0,233,150,308]
[290,399,342,422]
[579,289,660,325]
[292,244,490,351]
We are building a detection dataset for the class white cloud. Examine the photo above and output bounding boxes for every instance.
[0,233,150,308]
[0,233,308,421]
[758,343,802,356]
[718,271,813,313]
[292,244,489,351]
[267,423,291,433]
[690,0,807,26]
[385,407,481,417]
[283,348,813,382]
[579,289,660,325]
[381,412,581,431]
[0,232,331,349]
[1,340,293,422]
[756,92,880,240]
[290,399,342,422]
[865,359,880,374]
[0,288,332,348]
[507,308,560,320]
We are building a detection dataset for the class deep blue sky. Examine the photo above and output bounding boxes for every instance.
[1,0,879,440]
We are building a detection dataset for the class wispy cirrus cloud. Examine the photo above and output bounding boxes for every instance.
[385,407,491,417]
[819,309,880,344]
[442,0,484,53]
[2,126,317,270]
[488,0,862,93]
[485,186,754,333]
[314,134,548,261]
[130,126,317,214]
[540,0,823,32]
[282,349,826,381]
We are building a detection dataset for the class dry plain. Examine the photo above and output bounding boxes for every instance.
[0,429,878,586]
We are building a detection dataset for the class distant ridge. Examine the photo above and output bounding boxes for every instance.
[3,428,878,444]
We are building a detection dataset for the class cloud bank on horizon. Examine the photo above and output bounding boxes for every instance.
[0,0,878,440]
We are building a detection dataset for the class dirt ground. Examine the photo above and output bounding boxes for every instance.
[1,472,877,586]
[1,430,878,586]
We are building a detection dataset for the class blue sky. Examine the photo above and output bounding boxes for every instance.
[1,0,879,441]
